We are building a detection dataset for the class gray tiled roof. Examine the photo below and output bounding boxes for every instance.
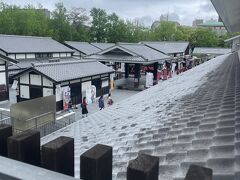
[86,43,170,63]
[91,43,115,50]
[0,34,74,53]
[27,60,113,82]
[0,53,18,64]
[85,54,147,63]
[193,47,231,55]
[8,58,79,70]
[142,41,190,54]
[64,41,101,55]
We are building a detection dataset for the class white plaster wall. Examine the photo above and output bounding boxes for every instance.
[43,88,53,97]
[60,53,67,57]
[67,53,72,57]
[53,53,60,58]
[30,74,41,86]
[20,85,29,99]
[8,54,15,59]
[102,80,109,87]
[20,74,29,84]
[0,72,6,85]
[16,54,25,59]
[26,54,35,59]
[82,81,91,92]
[55,85,62,102]
[43,77,53,87]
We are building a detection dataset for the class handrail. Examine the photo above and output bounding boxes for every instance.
[25,112,54,122]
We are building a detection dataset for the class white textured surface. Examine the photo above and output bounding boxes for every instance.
[42,54,229,179]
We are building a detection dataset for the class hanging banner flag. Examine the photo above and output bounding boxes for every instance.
[62,86,71,111]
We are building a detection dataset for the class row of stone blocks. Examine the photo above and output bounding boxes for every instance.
[0,124,213,180]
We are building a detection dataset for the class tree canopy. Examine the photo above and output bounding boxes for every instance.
[0,2,236,47]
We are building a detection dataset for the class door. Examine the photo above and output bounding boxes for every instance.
[30,86,43,99]
[92,78,102,97]
[70,83,81,105]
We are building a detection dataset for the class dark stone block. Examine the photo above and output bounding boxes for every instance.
[41,136,74,176]
[80,144,112,180]
[185,165,213,180]
[127,154,159,180]
[0,124,12,157]
[7,130,40,166]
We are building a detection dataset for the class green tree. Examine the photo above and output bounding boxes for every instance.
[50,2,72,42]
[90,8,108,42]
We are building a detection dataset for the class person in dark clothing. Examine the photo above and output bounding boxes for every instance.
[81,97,88,118]
[98,95,105,110]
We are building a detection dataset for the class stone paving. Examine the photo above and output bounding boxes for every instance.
[42,53,239,180]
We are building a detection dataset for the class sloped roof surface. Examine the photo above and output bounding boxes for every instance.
[118,43,170,61]
[193,47,231,55]
[30,60,113,82]
[65,41,101,55]
[91,43,115,50]
[0,53,18,64]
[42,53,240,179]
[0,34,73,53]
[211,0,240,32]
[142,41,189,54]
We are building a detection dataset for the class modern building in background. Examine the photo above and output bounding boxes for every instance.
[192,19,204,27]
[197,20,227,36]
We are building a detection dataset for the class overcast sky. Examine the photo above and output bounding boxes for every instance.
[2,0,218,26]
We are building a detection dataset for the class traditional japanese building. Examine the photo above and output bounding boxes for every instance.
[0,54,18,102]
[13,60,114,111]
[85,43,170,88]
[0,34,74,60]
[64,41,102,58]
[142,41,190,58]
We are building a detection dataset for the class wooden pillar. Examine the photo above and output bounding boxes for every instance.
[125,63,129,78]
[185,165,212,180]
[80,144,112,180]
[127,154,159,180]
[41,136,74,176]
[0,124,12,157]
[153,62,158,82]
[134,64,141,87]
[7,130,40,166]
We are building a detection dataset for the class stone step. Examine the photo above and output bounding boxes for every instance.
[195,131,215,139]
[212,174,235,180]
[172,143,192,152]
[217,120,235,128]
[158,164,180,177]
[165,152,186,165]
[192,139,212,148]
[178,134,195,143]
[210,145,235,158]
[161,137,178,145]
[199,123,217,131]
[213,135,235,145]
[207,158,235,174]
[216,127,235,135]
[186,149,209,161]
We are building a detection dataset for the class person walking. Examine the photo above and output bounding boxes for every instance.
[81,97,88,118]
[107,93,113,106]
[98,95,105,110]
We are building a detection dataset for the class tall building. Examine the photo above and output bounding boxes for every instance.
[192,19,204,27]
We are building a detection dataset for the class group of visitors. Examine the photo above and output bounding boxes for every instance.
[81,93,113,118]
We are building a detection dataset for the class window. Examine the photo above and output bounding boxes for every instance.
[35,53,53,59]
